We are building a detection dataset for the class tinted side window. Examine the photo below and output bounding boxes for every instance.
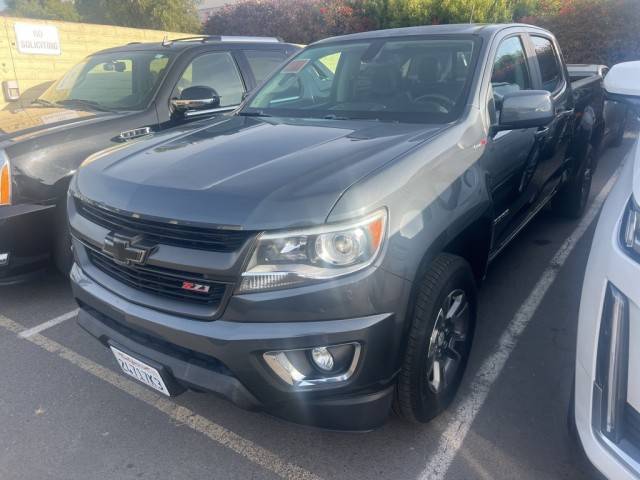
[174,52,244,107]
[245,50,286,83]
[531,36,562,92]
[491,36,531,99]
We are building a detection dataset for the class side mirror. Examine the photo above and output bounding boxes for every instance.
[496,90,555,131]
[605,61,640,110]
[171,86,220,114]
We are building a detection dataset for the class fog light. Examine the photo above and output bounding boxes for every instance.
[311,347,334,371]
[263,342,361,388]
[0,252,8,266]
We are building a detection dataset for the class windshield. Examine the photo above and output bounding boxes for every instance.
[38,51,174,111]
[243,36,480,123]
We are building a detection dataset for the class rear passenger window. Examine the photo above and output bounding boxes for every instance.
[491,36,531,99]
[531,36,563,92]
[245,50,286,83]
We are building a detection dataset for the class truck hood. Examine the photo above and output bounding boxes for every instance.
[75,115,445,230]
[1,105,145,204]
[0,105,114,142]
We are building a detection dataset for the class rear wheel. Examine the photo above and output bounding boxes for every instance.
[611,114,627,148]
[395,254,476,423]
[554,145,594,219]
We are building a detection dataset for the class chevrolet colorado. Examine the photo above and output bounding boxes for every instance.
[70,24,604,430]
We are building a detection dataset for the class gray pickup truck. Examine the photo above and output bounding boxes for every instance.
[69,24,605,430]
[567,63,628,149]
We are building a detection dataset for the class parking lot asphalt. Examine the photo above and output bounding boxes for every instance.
[0,131,636,480]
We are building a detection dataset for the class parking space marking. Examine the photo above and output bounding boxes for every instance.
[420,170,620,480]
[0,313,323,480]
[18,309,79,339]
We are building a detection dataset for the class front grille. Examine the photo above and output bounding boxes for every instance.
[78,301,234,376]
[75,198,252,252]
[86,246,227,306]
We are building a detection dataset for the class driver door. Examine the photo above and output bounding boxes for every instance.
[483,35,544,253]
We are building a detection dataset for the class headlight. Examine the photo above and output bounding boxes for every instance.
[622,196,640,259]
[238,209,387,293]
[0,151,11,206]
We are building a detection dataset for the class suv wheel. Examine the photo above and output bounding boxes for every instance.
[395,254,476,423]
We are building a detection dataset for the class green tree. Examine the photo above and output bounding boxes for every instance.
[75,0,201,32]
[377,0,519,27]
[5,0,81,22]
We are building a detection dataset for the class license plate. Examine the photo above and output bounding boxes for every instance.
[110,346,171,396]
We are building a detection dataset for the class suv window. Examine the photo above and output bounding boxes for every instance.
[39,51,174,111]
[175,51,244,107]
[245,50,286,83]
[491,36,531,99]
[531,36,563,92]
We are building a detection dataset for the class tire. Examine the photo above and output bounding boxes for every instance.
[52,202,73,276]
[395,254,477,423]
[554,145,595,219]
[610,115,627,148]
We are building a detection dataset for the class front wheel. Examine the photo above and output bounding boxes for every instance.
[395,254,477,423]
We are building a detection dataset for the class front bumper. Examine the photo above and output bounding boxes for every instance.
[71,263,409,431]
[575,152,640,479]
[0,203,54,284]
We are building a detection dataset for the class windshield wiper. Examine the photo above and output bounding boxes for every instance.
[30,98,58,108]
[323,114,352,120]
[237,110,272,118]
[57,98,115,112]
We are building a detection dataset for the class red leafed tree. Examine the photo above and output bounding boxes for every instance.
[523,0,640,66]
[204,0,376,44]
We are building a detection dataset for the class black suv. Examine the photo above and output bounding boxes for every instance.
[0,36,300,283]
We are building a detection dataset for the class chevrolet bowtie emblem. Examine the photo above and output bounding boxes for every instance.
[102,233,154,266]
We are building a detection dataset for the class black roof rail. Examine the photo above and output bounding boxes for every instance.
[162,35,282,46]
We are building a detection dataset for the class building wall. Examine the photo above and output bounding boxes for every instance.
[0,16,190,111]
[196,0,240,23]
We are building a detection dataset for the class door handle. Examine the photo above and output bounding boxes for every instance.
[555,108,575,117]
[535,127,550,137]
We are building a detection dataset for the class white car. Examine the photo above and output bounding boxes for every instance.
[575,61,640,479]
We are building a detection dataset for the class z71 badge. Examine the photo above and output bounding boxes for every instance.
[181,282,210,293]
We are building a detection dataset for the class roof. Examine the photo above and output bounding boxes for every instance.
[93,36,295,55]
[312,23,550,45]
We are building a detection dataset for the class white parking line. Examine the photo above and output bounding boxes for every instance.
[420,170,620,480]
[0,313,323,480]
[18,309,79,338]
